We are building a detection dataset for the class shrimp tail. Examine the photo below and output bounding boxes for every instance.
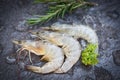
[26,65,42,73]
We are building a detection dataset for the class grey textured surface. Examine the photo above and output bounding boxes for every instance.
[0,0,120,80]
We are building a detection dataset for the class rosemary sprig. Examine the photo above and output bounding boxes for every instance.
[27,0,96,25]
[27,9,60,25]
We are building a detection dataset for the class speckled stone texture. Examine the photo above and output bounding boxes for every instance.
[0,0,120,80]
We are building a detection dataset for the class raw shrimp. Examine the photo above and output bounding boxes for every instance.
[31,31,81,73]
[12,40,64,74]
[41,23,99,52]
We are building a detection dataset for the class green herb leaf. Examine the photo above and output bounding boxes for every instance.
[81,43,99,66]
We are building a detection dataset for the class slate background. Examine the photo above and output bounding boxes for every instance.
[0,0,120,80]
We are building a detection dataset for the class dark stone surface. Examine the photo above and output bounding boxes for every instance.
[0,0,120,80]
[112,50,120,66]
[6,56,16,64]
[85,76,94,80]
[14,20,29,32]
[94,66,113,80]
[0,44,3,54]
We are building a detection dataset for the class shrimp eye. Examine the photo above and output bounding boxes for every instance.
[18,41,22,44]
[36,32,39,34]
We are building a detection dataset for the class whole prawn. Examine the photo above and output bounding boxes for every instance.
[41,23,99,52]
[31,31,82,73]
[12,40,64,74]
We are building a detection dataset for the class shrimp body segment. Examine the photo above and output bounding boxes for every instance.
[12,40,64,74]
[41,23,99,52]
[31,31,82,73]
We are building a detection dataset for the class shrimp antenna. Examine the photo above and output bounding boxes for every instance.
[16,48,33,64]
[28,51,33,64]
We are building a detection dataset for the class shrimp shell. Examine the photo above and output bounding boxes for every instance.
[31,31,82,73]
[12,40,64,74]
[41,23,99,52]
